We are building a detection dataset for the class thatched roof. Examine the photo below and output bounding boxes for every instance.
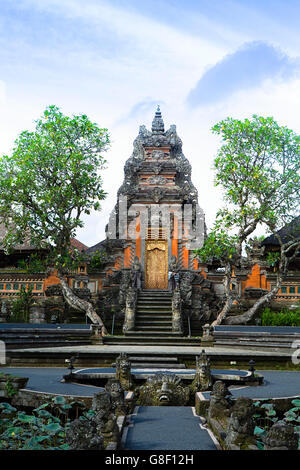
[262,216,300,246]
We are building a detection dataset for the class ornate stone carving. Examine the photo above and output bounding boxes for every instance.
[138,374,190,406]
[190,350,213,393]
[105,378,127,416]
[123,287,137,332]
[180,271,194,306]
[151,150,165,160]
[169,255,179,272]
[151,106,165,134]
[172,286,182,333]
[225,397,256,449]
[152,187,166,202]
[131,256,142,290]
[92,390,119,447]
[0,301,8,322]
[208,381,233,420]
[148,175,167,185]
[45,284,63,296]
[246,238,265,263]
[262,422,299,450]
[119,270,131,311]
[66,418,103,450]
[115,353,134,390]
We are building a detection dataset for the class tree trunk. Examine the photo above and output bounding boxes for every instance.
[58,273,108,335]
[211,262,235,327]
[225,273,283,325]
[211,296,234,327]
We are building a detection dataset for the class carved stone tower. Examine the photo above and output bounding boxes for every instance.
[105,106,206,290]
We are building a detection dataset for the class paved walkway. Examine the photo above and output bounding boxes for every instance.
[0,323,91,330]
[215,325,300,334]
[124,406,217,450]
[8,344,291,357]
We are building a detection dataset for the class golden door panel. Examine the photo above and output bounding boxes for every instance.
[145,240,168,289]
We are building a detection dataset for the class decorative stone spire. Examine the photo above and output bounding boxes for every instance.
[151,105,165,134]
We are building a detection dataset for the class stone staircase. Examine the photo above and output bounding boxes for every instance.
[0,324,93,349]
[104,290,200,346]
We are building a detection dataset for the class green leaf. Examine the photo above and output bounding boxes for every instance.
[254,426,266,436]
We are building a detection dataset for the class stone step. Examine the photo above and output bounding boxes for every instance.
[124,331,183,337]
[130,363,187,369]
[138,294,172,298]
[136,315,172,320]
[126,356,179,363]
[103,336,200,346]
[134,326,173,331]
[135,320,173,325]
[136,307,172,314]
[137,303,172,308]
[215,339,294,349]
[139,290,171,294]
[137,301,172,305]
[138,302,171,305]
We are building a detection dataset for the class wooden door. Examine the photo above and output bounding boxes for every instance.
[145,240,168,289]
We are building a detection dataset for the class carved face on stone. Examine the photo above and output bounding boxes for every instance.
[92,391,112,416]
[231,397,254,425]
[212,380,230,399]
[138,374,190,406]
[106,380,124,401]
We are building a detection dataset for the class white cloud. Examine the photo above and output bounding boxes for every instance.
[1,1,300,246]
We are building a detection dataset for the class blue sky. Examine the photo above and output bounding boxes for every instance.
[0,0,299,245]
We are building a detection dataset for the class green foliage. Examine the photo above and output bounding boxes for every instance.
[261,307,300,326]
[212,115,300,225]
[0,105,110,270]
[252,398,300,450]
[194,229,238,264]
[195,115,300,266]
[0,396,91,450]
[10,286,34,323]
[266,251,281,267]
[17,253,47,273]
[88,249,107,271]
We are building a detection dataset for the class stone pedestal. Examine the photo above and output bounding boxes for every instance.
[29,304,46,323]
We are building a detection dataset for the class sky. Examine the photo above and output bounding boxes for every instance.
[0,0,300,247]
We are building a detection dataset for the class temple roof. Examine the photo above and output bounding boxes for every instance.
[262,216,300,246]
[0,223,88,252]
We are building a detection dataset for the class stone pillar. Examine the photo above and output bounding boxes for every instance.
[29,303,46,323]
[123,287,137,332]
[172,287,182,333]
[202,323,214,342]
[0,301,8,322]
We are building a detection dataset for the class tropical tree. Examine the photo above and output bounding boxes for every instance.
[194,115,300,326]
[0,105,109,333]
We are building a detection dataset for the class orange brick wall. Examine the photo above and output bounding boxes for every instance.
[241,263,270,292]
[44,269,60,289]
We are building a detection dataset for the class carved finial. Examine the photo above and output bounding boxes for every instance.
[152,105,164,134]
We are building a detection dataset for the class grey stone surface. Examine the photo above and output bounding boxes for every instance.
[125,406,217,450]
